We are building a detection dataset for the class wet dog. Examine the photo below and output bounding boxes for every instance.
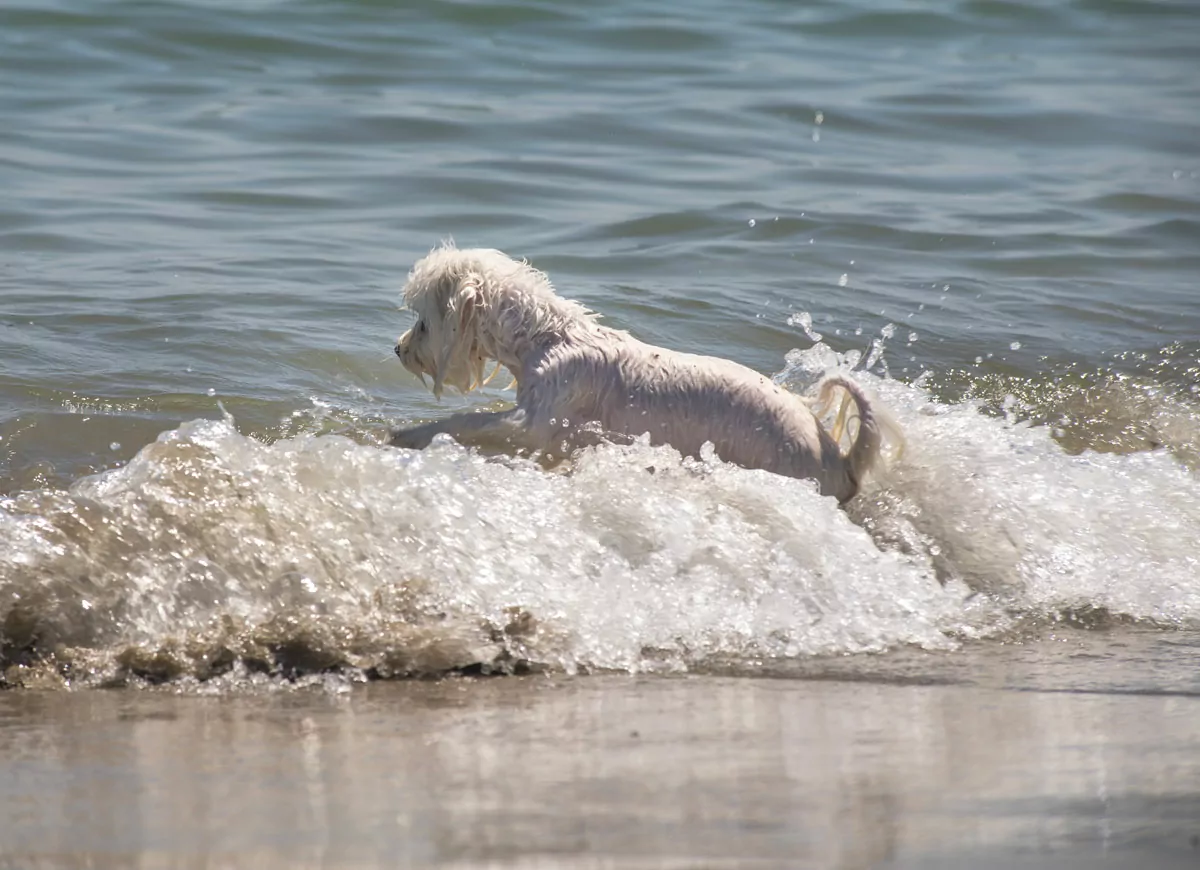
[391,244,887,502]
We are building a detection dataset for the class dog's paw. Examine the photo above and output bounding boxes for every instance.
[388,427,431,450]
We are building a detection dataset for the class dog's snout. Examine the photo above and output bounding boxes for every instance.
[395,327,413,359]
[394,334,422,378]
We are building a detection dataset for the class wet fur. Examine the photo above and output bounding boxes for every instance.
[391,244,887,503]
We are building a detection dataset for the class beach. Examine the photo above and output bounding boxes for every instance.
[4,632,1200,868]
[2,0,1199,865]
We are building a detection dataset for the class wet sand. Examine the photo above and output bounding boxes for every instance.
[3,634,1200,870]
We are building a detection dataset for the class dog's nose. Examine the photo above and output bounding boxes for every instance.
[394,344,403,359]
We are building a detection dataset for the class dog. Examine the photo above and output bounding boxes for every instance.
[390,244,886,503]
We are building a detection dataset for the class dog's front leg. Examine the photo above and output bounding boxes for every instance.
[389,408,541,452]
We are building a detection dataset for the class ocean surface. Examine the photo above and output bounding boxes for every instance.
[4,1,1200,865]
[2,0,1199,688]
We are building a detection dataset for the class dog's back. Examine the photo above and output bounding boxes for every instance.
[393,244,888,502]
[531,334,874,502]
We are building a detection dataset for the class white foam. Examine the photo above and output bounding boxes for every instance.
[1,347,1198,683]
[779,344,1200,626]
[869,376,1200,624]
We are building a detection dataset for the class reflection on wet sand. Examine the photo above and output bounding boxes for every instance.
[1,669,1199,869]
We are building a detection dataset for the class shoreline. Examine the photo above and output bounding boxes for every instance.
[2,651,1199,868]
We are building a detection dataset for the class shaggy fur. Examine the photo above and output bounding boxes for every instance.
[391,244,887,503]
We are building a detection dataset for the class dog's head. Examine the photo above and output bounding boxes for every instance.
[394,246,491,399]
[395,244,597,398]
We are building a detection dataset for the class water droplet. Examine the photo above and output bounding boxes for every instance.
[837,273,848,287]
[786,312,823,342]
[814,111,824,124]
[748,218,756,227]
[974,356,983,364]
[1009,341,1022,351]
[907,332,919,344]
[880,323,896,339]
[110,442,121,451]
[207,388,216,397]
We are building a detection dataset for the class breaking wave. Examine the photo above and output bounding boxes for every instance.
[1,346,1198,689]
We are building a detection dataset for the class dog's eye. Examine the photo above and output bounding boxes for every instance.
[416,321,426,335]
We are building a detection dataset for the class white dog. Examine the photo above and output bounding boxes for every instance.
[391,244,887,503]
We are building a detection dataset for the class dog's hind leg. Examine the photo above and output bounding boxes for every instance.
[389,408,541,453]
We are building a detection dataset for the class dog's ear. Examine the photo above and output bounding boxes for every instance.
[431,272,481,399]
[452,274,480,329]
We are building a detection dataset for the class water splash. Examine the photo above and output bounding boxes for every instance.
[2,345,1198,690]
[0,416,969,688]
[778,344,1200,618]
[785,310,824,343]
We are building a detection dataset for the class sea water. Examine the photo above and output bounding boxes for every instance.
[1,0,1198,689]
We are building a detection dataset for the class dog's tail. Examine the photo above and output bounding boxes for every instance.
[817,376,896,497]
